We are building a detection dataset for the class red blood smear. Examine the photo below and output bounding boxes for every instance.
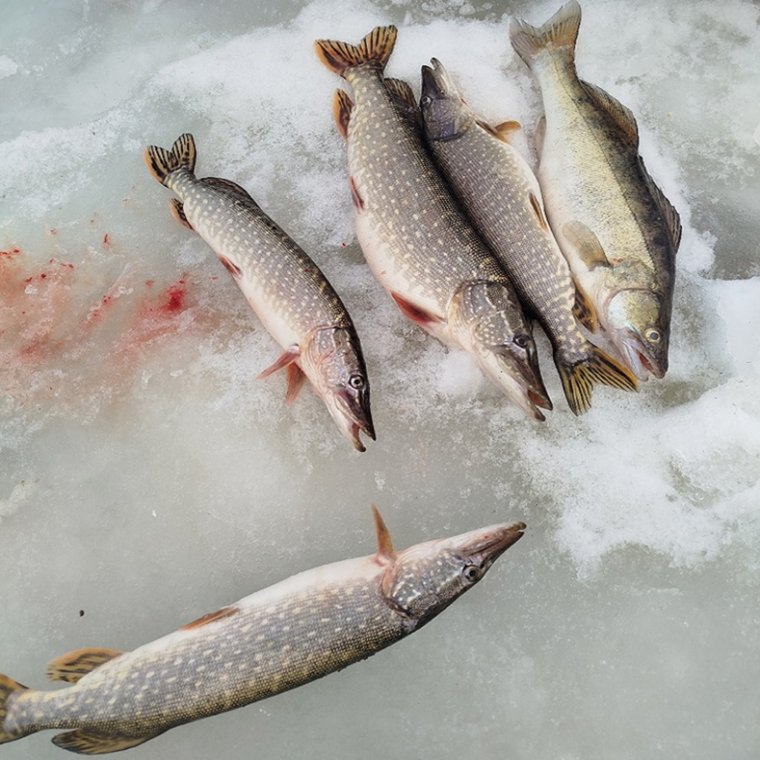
[0,246,21,259]
[103,233,111,248]
[162,280,186,313]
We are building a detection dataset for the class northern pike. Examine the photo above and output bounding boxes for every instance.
[315,27,552,420]
[144,134,374,450]
[0,508,525,754]
[509,1,681,380]
[419,58,637,414]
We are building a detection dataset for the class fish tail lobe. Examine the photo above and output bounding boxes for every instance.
[509,0,581,67]
[557,343,638,415]
[315,26,397,77]
[0,674,32,744]
[144,133,197,186]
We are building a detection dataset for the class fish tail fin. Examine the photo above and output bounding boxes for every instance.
[315,26,397,77]
[509,0,581,67]
[0,674,32,744]
[557,344,639,415]
[144,133,197,186]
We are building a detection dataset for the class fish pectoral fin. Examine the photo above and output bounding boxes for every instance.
[563,221,611,270]
[47,648,125,684]
[572,283,600,333]
[169,199,193,230]
[371,505,396,562]
[286,362,307,405]
[201,176,257,205]
[333,89,354,139]
[580,79,639,146]
[390,292,443,328]
[52,730,158,755]
[484,119,521,144]
[528,192,549,231]
[257,345,301,380]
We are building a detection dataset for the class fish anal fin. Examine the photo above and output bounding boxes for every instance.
[528,191,549,231]
[286,362,307,405]
[52,730,157,755]
[333,89,354,139]
[47,648,125,685]
[257,345,301,380]
[169,199,193,230]
[563,221,611,270]
[180,606,238,631]
[371,505,396,563]
[390,292,443,327]
[580,79,639,145]
[201,176,256,204]
[572,282,600,333]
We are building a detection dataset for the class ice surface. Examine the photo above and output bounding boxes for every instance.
[1,0,759,758]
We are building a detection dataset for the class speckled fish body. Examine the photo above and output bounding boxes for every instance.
[510,1,681,380]
[315,27,551,420]
[0,509,525,754]
[420,59,637,414]
[144,134,374,451]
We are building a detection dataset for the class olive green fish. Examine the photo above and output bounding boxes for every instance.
[144,134,374,450]
[0,508,525,754]
[510,1,681,380]
[420,58,638,414]
[315,26,552,420]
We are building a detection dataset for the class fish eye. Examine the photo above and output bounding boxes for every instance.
[348,374,365,390]
[513,334,529,349]
[420,95,432,107]
[645,328,661,343]
[462,564,481,583]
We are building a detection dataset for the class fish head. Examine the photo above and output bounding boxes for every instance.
[420,58,472,141]
[382,521,526,626]
[301,326,375,451]
[448,281,552,419]
[606,289,670,379]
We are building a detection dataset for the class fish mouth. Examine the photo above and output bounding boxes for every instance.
[483,346,552,421]
[617,332,666,380]
[460,522,527,566]
[334,391,375,453]
[420,58,453,100]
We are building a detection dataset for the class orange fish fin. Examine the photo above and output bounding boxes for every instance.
[169,199,193,230]
[349,176,365,211]
[390,292,443,327]
[218,254,243,279]
[257,345,301,380]
[52,730,158,754]
[333,89,354,139]
[180,605,238,631]
[528,192,549,231]
[572,281,600,333]
[286,362,307,405]
[478,119,521,144]
[315,26,398,77]
[144,133,196,186]
[47,648,125,684]
[372,505,396,562]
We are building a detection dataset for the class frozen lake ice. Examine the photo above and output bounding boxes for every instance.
[1,0,759,757]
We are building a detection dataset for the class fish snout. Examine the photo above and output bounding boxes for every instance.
[335,386,376,452]
[490,343,553,420]
[457,521,527,567]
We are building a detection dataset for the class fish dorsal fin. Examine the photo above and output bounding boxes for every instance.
[47,647,125,684]
[333,89,354,139]
[563,220,611,269]
[385,77,421,127]
[528,192,549,231]
[256,345,301,380]
[572,281,600,333]
[372,505,396,562]
[639,158,682,252]
[52,730,157,754]
[201,176,256,204]
[580,80,639,146]
[534,115,546,156]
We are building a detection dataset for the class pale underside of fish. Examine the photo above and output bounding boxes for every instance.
[0,508,525,754]
[510,0,681,380]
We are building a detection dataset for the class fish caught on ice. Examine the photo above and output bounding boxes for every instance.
[419,57,638,414]
[144,134,375,451]
[509,1,681,381]
[0,508,525,754]
[315,26,552,420]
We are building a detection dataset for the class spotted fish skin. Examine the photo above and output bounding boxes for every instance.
[419,59,637,414]
[144,134,374,451]
[509,1,681,380]
[315,27,552,421]
[0,509,525,754]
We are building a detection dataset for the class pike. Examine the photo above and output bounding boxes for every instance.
[144,134,374,451]
[509,1,681,380]
[315,27,552,420]
[0,508,525,755]
[419,58,638,414]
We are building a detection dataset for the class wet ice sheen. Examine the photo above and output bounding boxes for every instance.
[1,1,759,758]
